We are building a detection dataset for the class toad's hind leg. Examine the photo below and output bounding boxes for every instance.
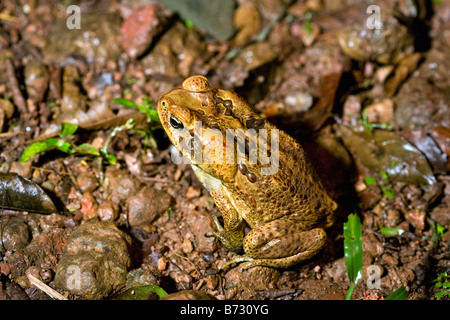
[230,219,327,269]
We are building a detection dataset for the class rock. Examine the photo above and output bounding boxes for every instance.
[181,239,193,254]
[185,186,201,200]
[364,99,394,124]
[296,280,345,300]
[127,186,173,227]
[7,214,71,280]
[126,264,159,287]
[103,167,141,205]
[120,4,168,59]
[9,161,32,179]
[431,126,450,171]
[232,2,261,46]
[81,192,98,220]
[184,210,217,253]
[0,262,10,276]
[429,207,450,228]
[54,221,131,300]
[24,62,49,103]
[43,12,122,65]
[384,53,422,97]
[234,41,277,71]
[337,13,414,64]
[342,95,362,122]
[141,21,206,78]
[361,231,384,264]
[224,266,280,299]
[284,92,314,113]
[161,289,215,300]
[0,98,14,132]
[155,0,235,41]
[169,271,192,290]
[0,217,31,254]
[98,201,119,221]
[325,257,347,283]
[0,278,29,300]
[393,26,450,131]
[60,65,86,114]
[404,209,426,232]
[76,173,98,193]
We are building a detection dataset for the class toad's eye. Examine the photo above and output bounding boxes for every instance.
[169,114,184,129]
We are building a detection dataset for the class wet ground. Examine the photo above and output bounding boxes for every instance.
[0,0,449,300]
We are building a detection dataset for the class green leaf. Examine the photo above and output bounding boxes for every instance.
[382,187,395,199]
[436,222,446,238]
[105,153,117,165]
[113,97,138,108]
[57,141,73,153]
[126,77,137,85]
[21,140,55,163]
[435,291,448,299]
[385,286,409,300]
[344,213,363,300]
[141,96,153,108]
[60,122,78,138]
[44,138,63,148]
[380,170,389,181]
[114,285,168,300]
[379,227,405,237]
[148,109,160,123]
[185,19,194,29]
[76,143,100,156]
[363,176,377,186]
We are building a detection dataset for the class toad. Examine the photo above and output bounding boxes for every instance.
[157,75,337,269]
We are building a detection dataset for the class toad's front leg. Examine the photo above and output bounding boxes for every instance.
[192,166,245,253]
[204,188,245,253]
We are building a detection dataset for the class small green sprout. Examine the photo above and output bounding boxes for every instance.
[433,272,450,299]
[166,206,173,218]
[184,19,194,29]
[385,286,409,300]
[302,11,313,36]
[363,176,377,186]
[359,108,393,134]
[436,222,446,239]
[114,97,161,149]
[379,227,405,238]
[114,284,168,300]
[363,171,396,200]
[21,120,139,165]
[381,187,395,199]
[100,119,136,165]
[344,213,363,300]
[21,123,100,163]
[344,213,409,300]
[114,97,160,123]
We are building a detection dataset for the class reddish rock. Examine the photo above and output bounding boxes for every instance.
[120,5,167,59]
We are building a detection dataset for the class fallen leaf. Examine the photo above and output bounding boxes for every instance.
[0,173,57,214]
[336,125,437,185]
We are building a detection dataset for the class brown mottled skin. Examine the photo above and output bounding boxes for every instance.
[157,75,337,269]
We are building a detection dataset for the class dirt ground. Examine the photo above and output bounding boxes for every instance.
[0,0,449,300]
